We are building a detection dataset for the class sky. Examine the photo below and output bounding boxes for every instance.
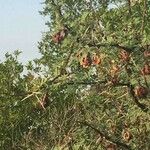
[0,0,46,63]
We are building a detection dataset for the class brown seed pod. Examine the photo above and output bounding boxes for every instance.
[80,52,92,68]
[106,143,117,150]
[141,63,150,75]
[134,85,148,98]
[144,50,150,57]
[92,54,101,65]
[119,50,130,62]
[52,28,68,43]
[80,57,88,68]
[52,32,61,43]
[59,30,66,39]
[122,129,132,142]
[59,28,68,39]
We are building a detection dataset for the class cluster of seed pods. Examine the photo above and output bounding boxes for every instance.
[118,49,150,99]
[76,51,101,68]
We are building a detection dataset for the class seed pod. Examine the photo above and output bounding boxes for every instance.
[122,129,132,142]
[141,63,150,75]
[134,86,148,98]
[80,57,89,68]
[52,27,68,44]
[119,50,130,62]
[80,52,92,68]
[52,32,61,43]
[106,143,117,150]
[144,50,150,57]
[92,54,101,65]
[59,28,68,40]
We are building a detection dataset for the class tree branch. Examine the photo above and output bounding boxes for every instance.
[64,80,148,112]
[87,43,136,52]
[127,84,148,112]
[65,80,107,85]
[78,121,131,150]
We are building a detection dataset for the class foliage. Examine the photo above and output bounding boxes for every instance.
[0,0,150,149]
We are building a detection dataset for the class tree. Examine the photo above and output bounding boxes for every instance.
[0,0,150,149]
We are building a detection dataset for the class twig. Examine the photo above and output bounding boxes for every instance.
[65,80,107,85]
[21,92,41,101]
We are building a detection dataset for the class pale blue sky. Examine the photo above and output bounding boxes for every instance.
[0,0,46,63]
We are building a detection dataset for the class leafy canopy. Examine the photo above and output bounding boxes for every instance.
[0,0,150,149]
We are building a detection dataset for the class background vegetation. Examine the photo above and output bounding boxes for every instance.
[0,0,150,149]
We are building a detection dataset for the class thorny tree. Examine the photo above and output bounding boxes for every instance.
[0,0,150,149]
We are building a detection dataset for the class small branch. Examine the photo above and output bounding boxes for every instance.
[78,121,131,150]
[38,72,148,112]
[65,80,107,85]
[87,43,135,52]
[46,74,62,86]
[21,92,41,101]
